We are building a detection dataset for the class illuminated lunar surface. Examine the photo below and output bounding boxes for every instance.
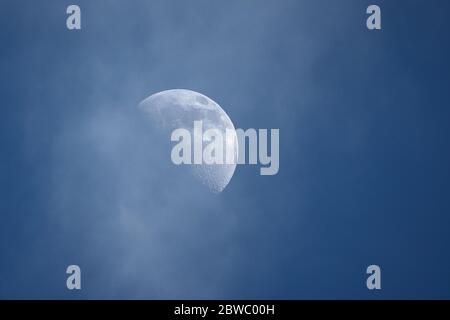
[138,89,238,193]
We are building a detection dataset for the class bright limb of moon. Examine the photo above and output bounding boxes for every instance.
[138,89,238,193]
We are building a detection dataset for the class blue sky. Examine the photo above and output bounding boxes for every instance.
[1,0,450,299]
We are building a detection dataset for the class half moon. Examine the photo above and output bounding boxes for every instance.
[138,89,238,193]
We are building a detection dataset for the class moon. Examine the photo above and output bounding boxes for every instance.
[138,89,238,193]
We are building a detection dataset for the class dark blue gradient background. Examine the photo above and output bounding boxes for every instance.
[1,0,450,299]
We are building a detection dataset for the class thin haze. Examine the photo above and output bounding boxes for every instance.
[0,0,450,299]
